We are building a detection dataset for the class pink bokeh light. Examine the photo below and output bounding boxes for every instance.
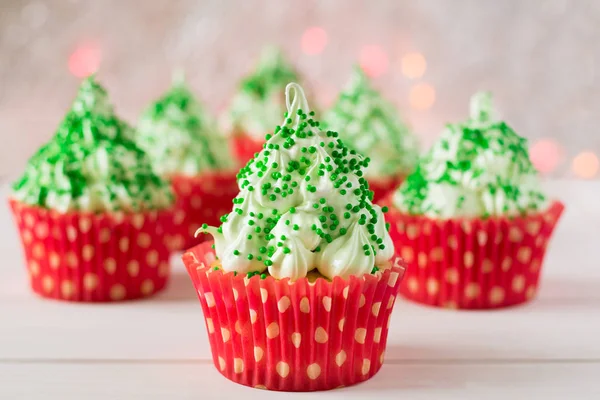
[68,44,102,78]
[530,139,562,174]
[400,52,427,79]
[359,45,389,78]
[572,151,599,179]
[409,83,435,110]
[301,27,328,55]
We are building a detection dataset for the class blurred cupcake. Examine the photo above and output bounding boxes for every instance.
[386,92,564,309]
[184,83,406,391]
[10,76,174,302]
[136,73,237,251]
[223,47,301,165]
[324,67,418,203]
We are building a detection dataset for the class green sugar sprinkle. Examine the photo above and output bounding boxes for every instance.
[216,83,390,270]
[136,72,232,177]
[12,76,173,213]
[394,92,547,218]
[323,66,418,177]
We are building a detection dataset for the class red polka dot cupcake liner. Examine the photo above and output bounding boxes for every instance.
[230,134,264,167]
[169,172,238,251]
[385,200,564,309]
[183,241,407,392]
[368,175,405,204]
[9,199,174,302]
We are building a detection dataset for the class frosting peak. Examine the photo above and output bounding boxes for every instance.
[199,83,394,280]
[69,76,113,122]
[469,91,493,124]
[323,66,418,178]
[286,83,311,118]
[393,92,548,218]
[12,76,173,213]
[136,72,232,177]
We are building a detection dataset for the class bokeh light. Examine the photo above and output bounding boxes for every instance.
[530,139,562,174]
[301,27,328,55]
[400,52,427,79]
[572,151,599,179]
[409,83,435,110]
[68,44,101,78]
[359,45,389,78]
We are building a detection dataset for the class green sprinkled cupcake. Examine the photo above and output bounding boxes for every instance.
[137,72,233,178]
[386,92,564,309]
[136,72,238,251]
[324,67,418,202]
[198,83,395,281]
[13,76,173,213]
[224,47,302,164]
[394,92,546,218]
[9,76,175,302]
[183,83,407,391]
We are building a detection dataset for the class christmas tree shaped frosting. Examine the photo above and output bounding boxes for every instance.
[12,76,173,213]
[394,92,548,218]
[226,47,300,140]
[136,73,232,177]
[324,66,418,178]
[199,83,394,281]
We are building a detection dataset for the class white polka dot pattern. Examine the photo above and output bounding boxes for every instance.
[169,173,238,251]
[354,328,367,344]
[291,332,302,348]
[233,358,244,374]
[254,346,264,362]
[266,322,280,339]
[314,327,328,343]
[10,200,171,302]
[221,327,231,342]
[276,362,290,378]
[386,200,564,310]
[307,363,321,380]
[182,241,408,391]
[206,318,215,334]
[335,350,347,367]
[277,296,291,313]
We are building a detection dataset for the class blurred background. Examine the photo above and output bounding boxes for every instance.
[0,0,598,180]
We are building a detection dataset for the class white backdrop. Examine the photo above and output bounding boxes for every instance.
[0,0,597,179]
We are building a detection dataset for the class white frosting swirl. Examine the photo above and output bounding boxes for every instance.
[12,76,173,213]
[136,73,232,178]
[198,83,395,280]
[394,92,548,218]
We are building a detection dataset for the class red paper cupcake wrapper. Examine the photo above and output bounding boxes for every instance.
[368,176,405,204]
[9,199,174,302]
[231,134,264,167]
[170,172,238,251]
[384,200,564,309]
[183,241,406,392]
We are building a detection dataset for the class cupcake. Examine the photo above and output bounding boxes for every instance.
[183,83,406,391]
[9,76,174,302]
[386,92,564,309]
[223,47,301,165]
[323,67,418,203]
[136,73,237,251]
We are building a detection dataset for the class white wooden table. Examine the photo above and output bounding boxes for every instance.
[1,181,599,399]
